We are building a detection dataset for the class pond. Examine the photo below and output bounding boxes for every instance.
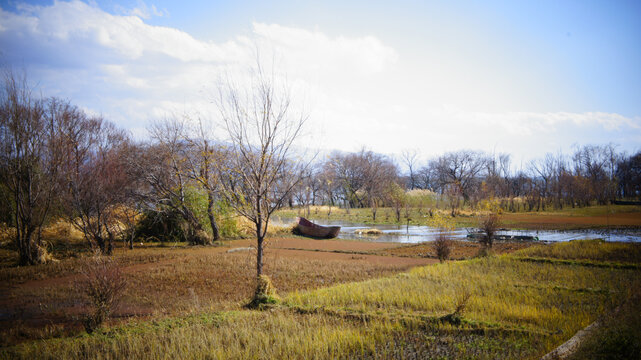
[272,216,641,243]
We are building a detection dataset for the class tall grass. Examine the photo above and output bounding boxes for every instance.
[3,308,541,359]
[2,311,401,359]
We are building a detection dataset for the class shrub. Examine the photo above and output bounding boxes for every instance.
[441,289,471,325]
[135,208,188,243]
[247,275,279,309]
[479,212,501,248]
[433,234,452,263]
[76,255,127,333]
[474,246,493,258]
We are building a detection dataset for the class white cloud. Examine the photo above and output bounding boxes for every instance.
[251,23,398,75]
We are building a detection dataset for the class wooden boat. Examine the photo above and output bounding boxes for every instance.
[294,217,341,239]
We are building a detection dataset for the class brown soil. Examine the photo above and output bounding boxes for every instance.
[268,248,438,266]
[266,237,401,252]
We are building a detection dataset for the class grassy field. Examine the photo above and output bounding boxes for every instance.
[276,204,641,229]
[1,237,639,359]
[0,234,435,349]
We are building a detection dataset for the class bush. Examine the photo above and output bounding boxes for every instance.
[247,275,279,309]
[479,213,501,248]
[441,289,471,325]
[433,234,452,262]
[184,186,242,239]
[76,255,127,333]
[135,209,187,243]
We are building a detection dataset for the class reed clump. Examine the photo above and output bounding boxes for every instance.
[247,275,280,309]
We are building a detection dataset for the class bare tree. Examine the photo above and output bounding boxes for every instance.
[60,112,130,255]
[401,149,419,190]
[361,149,398,220]
[324,151,367,208]
[183,115,222,241]
[215,62,309,278]
[0,69,61,265]
[528,154,556,211]
[617,151,641,200]
[433,150,488,203]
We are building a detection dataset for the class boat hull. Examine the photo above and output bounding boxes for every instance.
[294,217,341,239]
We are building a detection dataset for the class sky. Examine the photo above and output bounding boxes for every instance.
[1,0,640,167]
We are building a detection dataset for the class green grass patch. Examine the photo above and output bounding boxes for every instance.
[513,239,641,264]
[510,256,641,270]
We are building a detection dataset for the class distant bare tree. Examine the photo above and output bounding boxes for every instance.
[324,151,367,208]
[529,153,557,210]
[485,152,511,200]
[573,144,620,205]
[401,149,419,190]
[415,164,436,191]
[433,150,488,203]
[362,149,398,220]
[215,61,310,278]
[293,166,316,217]
[617,151,641,200]
[318,163,340,211]
[323,149,398,214]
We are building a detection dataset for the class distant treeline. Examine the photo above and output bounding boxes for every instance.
[290,146,641,215]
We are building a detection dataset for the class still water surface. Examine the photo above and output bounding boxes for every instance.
[273,217,641,243]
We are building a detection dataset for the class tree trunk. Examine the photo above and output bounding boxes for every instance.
[18,227,43,265]
[207,191,220,241]
[256,227,264,277]
[97,235,107,254]
[182,206,211,245]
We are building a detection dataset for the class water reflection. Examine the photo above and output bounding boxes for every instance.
[273,217,641,243]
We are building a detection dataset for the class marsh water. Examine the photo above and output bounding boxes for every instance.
[273,216,641,243]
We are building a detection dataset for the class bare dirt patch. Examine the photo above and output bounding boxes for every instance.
[268,247,438,266]
[266,236,403,252]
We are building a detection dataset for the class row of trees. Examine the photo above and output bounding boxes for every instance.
[290,146,641,215]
